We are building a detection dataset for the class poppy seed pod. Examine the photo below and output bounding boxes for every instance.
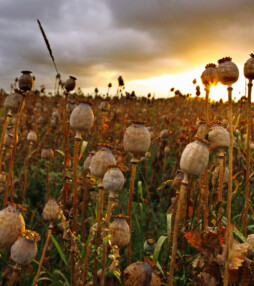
[123,121,151,158]
[0,204,25,248]
[64,76,76,92]
[196,120,207,138]
[99,101,110,112]
[103,166,125,198]
[89,144,116,179]
[201,63,218,87]
[217,57,239,86]
[42,199,59,223]
[18,71,33,91]
[83,151,95,172]
[4,91,23,116]
[244,53,254,80]
[41,147,54,160]
[52,110,60,122]
[10,230,40,265]
[109,215,130,248]
[159,129,170,141]
[27,131,37,143]
[70,101,94,139]
[208,122,229,154]
[123,261,161,286]
[180,137,209,177]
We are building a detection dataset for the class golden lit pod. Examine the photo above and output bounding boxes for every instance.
[217,57,239,86]
[0,204,25,248]
[89,144,116,179]
[123,260,161,286]
[244,53,254,80]
[201,63,219,87]
[109,215,130,248]
[64,76,76,92]
[70,101,94,139]
[27,130,37,143]
[42,199,59,223]
[10,230,40,265]
[123,121,151,157]
[180,137,209,177]
[208,122,229,154]
[18,71,33,91]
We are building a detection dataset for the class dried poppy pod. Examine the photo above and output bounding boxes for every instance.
[109,215,130,248]
[123,121,151,158]
[0,172,7,184]
[180,136,209,180]
[4,91,23,116]
[217,57,239,86]
[27,130,37,143]
[123,260,161,286]
[66,101,76,115]
[159,129,170,141]
[196,119,207,138]
[42,199,59,223]
[64,76,76,92]
[70,101,94,139]
[41,147,54,160]
[83,151,95,172]
[52,110,60,122]
[99,101,110,112]
[201,63,218,88]
[244,53,254,81]
[89,144,116,179]
[208,121,229,155]
[103,165,125,199]
[212,165,229,187]
[10,230,40,265]
[0,204,25,248]
[18,71,33,91]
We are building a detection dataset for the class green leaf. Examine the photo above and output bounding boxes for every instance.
[55,149,65,156]
[166,214,172,237]
[79,140,88,160]
[50,234,68,266]
[153,235,167,265]
[138,181,143,200]
[156,261,165,277]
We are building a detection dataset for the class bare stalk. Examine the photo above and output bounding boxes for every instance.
[81,175,89,241]
[0,115,11,172]
[22,142,33,204]
[70,137,80,286]
[127,158,139,265]
[217,151,225,235]
[93,182,105,285]
[100,197,115,286]
[3,97,25,207]
[46,160,50,202]
[243,80,253,237]
[168,174,188,286]
[34,225,53,285]
[224,86,233,286]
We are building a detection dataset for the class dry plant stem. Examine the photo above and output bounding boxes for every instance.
[163,192,178,278]
[127,158,139,265]
[168,176,188,286]
[46,160,50,202]
[34,225,53,285]
[82,236,93,285]
[22,142,33,204]
[62,93,69,210]
[81,176,89,241]
[100,197,115,286]
[70,137,81,286]
[224,86,233,286]
[204,168,209,232]
[0,115,11,171]
[243,81,253,237]
[93,183,105,285]
[8,264,21,286]
[3,98,25,207]
[217,152,225,234]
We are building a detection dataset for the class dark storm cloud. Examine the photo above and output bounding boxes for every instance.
[0,0,253,91]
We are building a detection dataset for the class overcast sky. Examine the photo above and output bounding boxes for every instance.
[0,0,253,97]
